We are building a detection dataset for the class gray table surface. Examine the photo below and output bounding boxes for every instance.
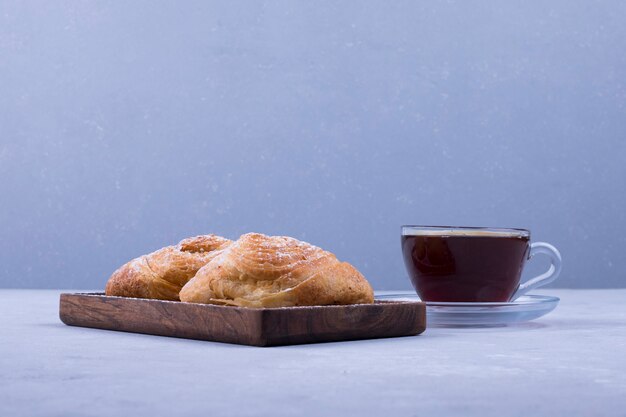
[1,289,625,417]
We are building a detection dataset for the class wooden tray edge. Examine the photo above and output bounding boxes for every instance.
[59,292,426,347]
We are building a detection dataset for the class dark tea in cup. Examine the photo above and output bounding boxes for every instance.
[401,226,561,302]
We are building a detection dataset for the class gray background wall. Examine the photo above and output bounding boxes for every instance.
[1,0,625,290]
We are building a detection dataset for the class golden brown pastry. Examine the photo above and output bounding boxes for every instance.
[179,233,374,307]
[105,234,231,301]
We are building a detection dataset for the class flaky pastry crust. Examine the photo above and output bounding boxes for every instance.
[179,233,374,307]
[105,234,231,301]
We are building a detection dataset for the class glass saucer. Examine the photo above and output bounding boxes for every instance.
[376,292,559,328]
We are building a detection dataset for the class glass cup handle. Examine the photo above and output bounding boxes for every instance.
[511,242,562,301]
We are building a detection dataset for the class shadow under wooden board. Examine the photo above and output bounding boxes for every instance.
[59,293,426,347]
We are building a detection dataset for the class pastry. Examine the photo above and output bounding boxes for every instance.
[105,234,231,301]
[179,233,374,307]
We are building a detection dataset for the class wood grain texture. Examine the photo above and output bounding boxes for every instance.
[59,293,426,346]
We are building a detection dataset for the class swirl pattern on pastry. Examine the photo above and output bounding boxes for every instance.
[105,234,231,300]
[179,233,374,307]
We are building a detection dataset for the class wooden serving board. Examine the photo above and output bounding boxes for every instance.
[59,293,426,347]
